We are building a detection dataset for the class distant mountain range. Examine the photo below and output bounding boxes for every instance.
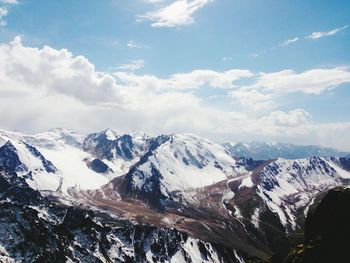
[1,128,350,262]
[222,141,349,160]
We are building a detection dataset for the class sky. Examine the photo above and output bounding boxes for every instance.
[0,0,350,150]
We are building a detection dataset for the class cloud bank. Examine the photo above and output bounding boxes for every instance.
[1,37,350,150]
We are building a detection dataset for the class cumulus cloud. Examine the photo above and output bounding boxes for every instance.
[261,109,311,128]
[306,25,348,39]
[138,0,213,27]
[1,37,350,150]
[0,36,125,104]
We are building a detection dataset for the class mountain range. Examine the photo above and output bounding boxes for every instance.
[222,141,349,160]
[1,128,350,262]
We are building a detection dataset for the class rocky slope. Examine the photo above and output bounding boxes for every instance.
[0,167,247,263]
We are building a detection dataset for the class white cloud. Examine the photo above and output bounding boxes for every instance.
[282,37,299,46]
[0,0,18,26]
[0,36,125,104]
[261,109,311,128]
[1,37,350,150]
[306,25,349,39]
[0,6,8,26]
[138,0,213,27]
[250,67,350,95]
[144,0,165,3]
[169,69,253,89]
[0,6,7,13]
[113,69,253,91]
[117,60,145,71]
[126,40,143,49]
[230,89,275,113]
[1,0,18,4]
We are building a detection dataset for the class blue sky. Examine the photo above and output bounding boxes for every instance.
[0,0,349,149]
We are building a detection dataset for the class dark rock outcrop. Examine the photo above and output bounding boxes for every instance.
[283,187,350,263]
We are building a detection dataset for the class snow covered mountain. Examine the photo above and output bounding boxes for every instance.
[222,141,349,160]
[227,156,350,233]
[102,133,248,207]
[0,129,114,193]
[1,128,350,262]
[0,128,247,200]
[0,139,60,191]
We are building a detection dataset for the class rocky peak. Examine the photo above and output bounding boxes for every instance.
[0,140,27,172]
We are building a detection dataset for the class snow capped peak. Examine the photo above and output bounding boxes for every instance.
[265,141,278,147]
[225,141,237,147]
[129,130,150,140]
[0,138,61,191]
[122,132,248,204]
[242,142,251,149]
[103,128,120,141]
[86,129,122,143]
[2,140,16,151]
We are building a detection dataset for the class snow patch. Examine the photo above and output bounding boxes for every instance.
[251,208,260,229]
[239,176,254,189]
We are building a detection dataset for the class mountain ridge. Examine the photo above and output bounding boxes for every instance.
[222,141,349,160]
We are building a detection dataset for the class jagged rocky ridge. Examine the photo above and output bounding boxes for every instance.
[1,128,350,262]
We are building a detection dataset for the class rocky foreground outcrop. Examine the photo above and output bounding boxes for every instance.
[282,187,350,263]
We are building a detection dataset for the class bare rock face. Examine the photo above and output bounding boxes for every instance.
[86,158,110,173]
